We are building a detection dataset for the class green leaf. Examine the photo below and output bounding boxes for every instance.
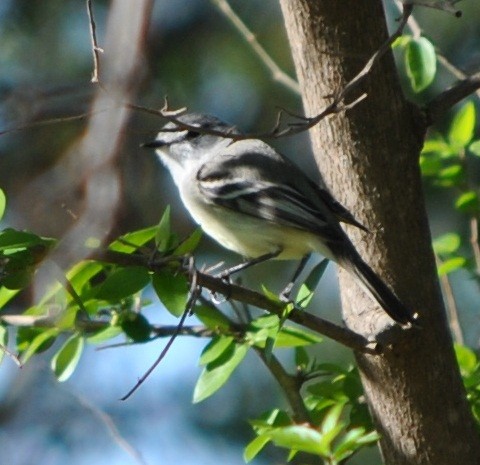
[321,403,344,434]
[405,36,436,92]
[194,304,232,330]
[391,34,411,49]
[174,228,203,255]
[0,287,19,309]
[437,256,467,276]
[51,334,84,382]
[296,259,328,308]
[151,270,189,317]
[108,226,158,253]
[199,336,234,365]
[244,435,271,463]
[193,342,248,403]
[295,347,309,369]
[19,327,59,364]
[455,343,478,374]
[0,188,6,221]
[419,153,442,177]
[449,101,476,148]
[121,313,152,342]
[95,266,150,301]
[421,137,455,157]
[261,284,283,304]
[436,164,463,187]
[275,326,322,348]
[469,140,480,157]
[267,425,327,456]
[86,325,123,344]
[0,229,49,251]
[455,191,479,213]
[156,206,173,252]
[432,233,461,255]
[333,427,379,461]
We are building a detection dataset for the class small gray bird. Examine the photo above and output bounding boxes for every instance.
[144,113,414,325]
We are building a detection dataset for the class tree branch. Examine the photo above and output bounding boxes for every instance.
[89,248,378,354]
[425,72,480,125]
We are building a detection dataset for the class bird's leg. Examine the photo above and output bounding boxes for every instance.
[216,250,282,281]
[280,254,311,302]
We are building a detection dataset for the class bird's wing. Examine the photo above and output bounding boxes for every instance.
[196,153,343,242]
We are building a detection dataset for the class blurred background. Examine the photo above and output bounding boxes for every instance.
[0,0,479,464]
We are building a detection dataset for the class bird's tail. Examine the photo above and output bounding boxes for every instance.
[337,248,415,325]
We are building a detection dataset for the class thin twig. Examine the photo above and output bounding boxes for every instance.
[254,348,311,423]
[86,0,103,83]
[0,108,111,136]
[120,258,200,400]
[134,4,413,141]
[68,388,148,465]
[0,342,22,368]
[435,256,464,344]
[210,0,300,94]
[470,217,480,277]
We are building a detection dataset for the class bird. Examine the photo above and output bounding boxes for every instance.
[143,112,415,325]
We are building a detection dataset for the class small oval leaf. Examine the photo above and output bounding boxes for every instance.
[96,266,150,301]
[51,334,84,382]
[449,101,476,148]
[405,37,436,92]
[152,270,189,317]
[433,233,461,255]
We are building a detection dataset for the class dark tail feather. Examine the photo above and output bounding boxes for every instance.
[339,250,415,325]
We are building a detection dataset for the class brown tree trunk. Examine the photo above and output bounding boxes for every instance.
[279,1,480,463]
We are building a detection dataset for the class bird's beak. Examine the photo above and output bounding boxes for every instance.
[140,140,166,149]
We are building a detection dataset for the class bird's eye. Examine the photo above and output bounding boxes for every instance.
[185,130,201,139]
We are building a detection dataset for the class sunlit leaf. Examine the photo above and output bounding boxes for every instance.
[449,101,476,148]
[455,191,479,213]
[193,342,248,403]
[267,425,327,456]
[432,233,461,255]
[51,334,84,382]
[437,256,467,276]
[0,188,6,221]
[199,336,234,365]
[108,226,158,253]
[296,259,328,309]
[469,140,480,157]
[405,36,436,92]
[244,434,270,463]
[155,206,173,252]
[275,326,322,347]
[455,343,478,374]
[174,228,203,255]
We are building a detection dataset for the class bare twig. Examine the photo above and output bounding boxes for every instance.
[254,348,311,423]
[0,108,110,136]
[68,388,148,465]
[210,0,300,94]
[86,0,103,83]
[0,342,22,368]
[133,4,413,141]
[120,258,200,400]
[425,73,480,124]
[470,217,480,277]
[435,256,464,344]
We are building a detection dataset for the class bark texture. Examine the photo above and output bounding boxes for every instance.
[279,1,480,463]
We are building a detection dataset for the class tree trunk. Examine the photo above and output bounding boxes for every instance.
[279,1,480,463]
